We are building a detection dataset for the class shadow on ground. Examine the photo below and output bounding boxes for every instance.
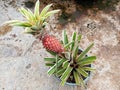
[28,0,119,25]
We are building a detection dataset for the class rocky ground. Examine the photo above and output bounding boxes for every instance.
[0,0,120,90]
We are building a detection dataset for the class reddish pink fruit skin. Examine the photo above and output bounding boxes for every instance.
[42,35,64,53]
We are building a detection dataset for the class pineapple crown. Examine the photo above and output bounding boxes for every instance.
[6,0,60,35]
[44,30,96,86]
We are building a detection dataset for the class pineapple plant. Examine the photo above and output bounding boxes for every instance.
[44,30,96,86]
[6,0,63,53]
[5,0,97,87]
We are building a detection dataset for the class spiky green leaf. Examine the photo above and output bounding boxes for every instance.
[45,63,54,66]
[40,4,52,17]
[73,46,79,59]
[71,32,76,51]
[77,43,94,62]
[47,64,56,75]
[73,71,81,85]
[44,58,56,62]
[47,58,66,75]
[34,0,40,18]
[56,68,66,77]
[6,20,32,27]
[45,10,60,18]
[60,65,73,85]
[64,41,74,50]
[62,30,69,45]
[79,56,96,66]
[77,34,82,43]
[82,67,95,71]
[46,50,57,56]
[27,9,35,20]
[62,60,69,69]
[55,55,59,73]
[19,7,34,22]
[79,74,85,87]
[76,68,88,78]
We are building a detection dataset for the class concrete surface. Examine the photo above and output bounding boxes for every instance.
[0,0,120,90]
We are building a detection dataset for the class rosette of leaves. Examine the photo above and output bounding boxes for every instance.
[44,30,96,86]
[6,0,60,35]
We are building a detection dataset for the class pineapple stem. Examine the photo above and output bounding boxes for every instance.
[35,28,47,40]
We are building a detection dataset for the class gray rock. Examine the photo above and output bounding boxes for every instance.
[0,0,120,90]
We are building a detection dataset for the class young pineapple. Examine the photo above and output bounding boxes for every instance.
[42,34,64,53]
[6,0,64,53]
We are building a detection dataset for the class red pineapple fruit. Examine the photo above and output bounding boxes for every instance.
[42,34,64,53]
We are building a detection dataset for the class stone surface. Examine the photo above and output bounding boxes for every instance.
[0,0,120,90]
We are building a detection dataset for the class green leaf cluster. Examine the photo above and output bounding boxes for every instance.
[6,0,60,35]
